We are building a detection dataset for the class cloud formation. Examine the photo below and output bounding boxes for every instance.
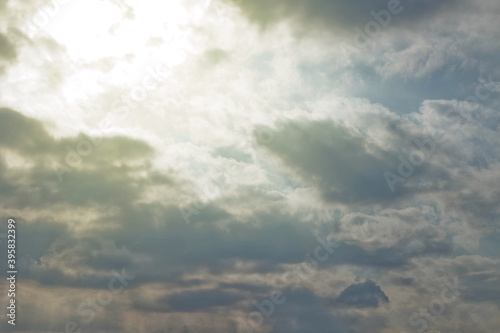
[0,0,499,332]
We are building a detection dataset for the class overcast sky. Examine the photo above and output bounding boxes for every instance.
[0,0,499,332]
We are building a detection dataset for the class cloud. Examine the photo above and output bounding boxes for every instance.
[334,280,389,308]
[225,0,463,34]
[0,108,178,210]
[255,118,403,205]
[0,33,17,61]
[160,289,245,312]
[0,108,53,154]
[269,288,345,333]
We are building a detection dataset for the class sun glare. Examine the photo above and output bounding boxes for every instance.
[44,0,193,65]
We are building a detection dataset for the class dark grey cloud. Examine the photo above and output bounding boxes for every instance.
[131,288,246,313]
[161,289,245,312]
[254,119,405,205]
[99,207,323,279]
[0,108,177,210]
[334,280,389,308]
[2,189,318,289]
[323,241,451,268]
[218,282,272,294]
[225,0,463,34]
[18,203,453,291]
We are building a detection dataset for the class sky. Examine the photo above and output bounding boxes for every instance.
[0,0,499,332]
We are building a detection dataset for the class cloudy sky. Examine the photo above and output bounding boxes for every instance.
[0,0,499,332]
